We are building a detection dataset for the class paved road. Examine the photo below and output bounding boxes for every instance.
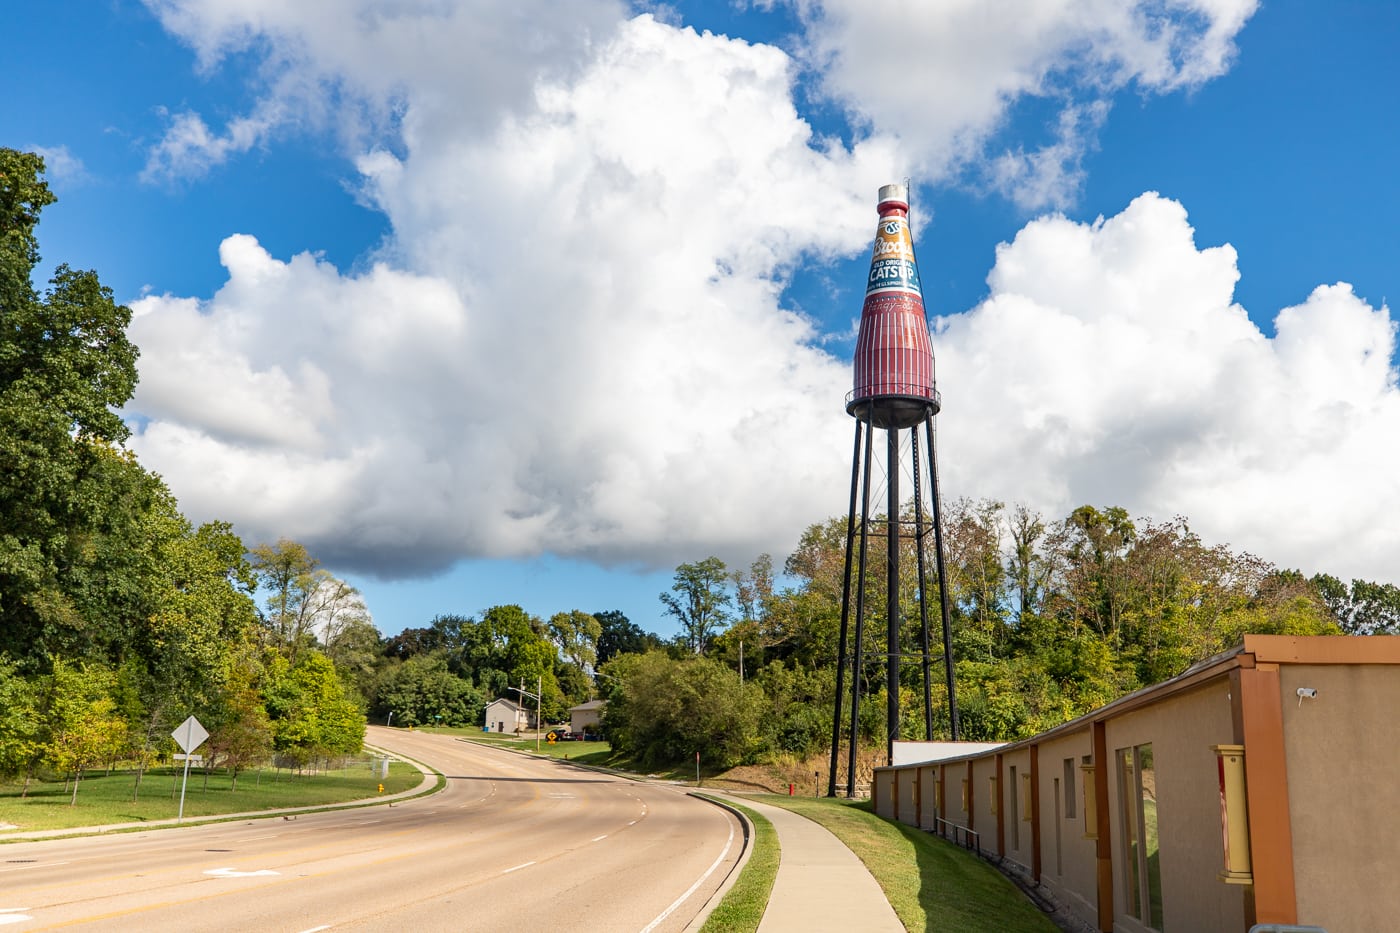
[0,727,742,932]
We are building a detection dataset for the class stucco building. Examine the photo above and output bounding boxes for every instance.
[483,697,534,735]
[568,699,605,738]
[872,635,1400,933]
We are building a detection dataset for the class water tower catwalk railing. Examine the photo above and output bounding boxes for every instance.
[828,183,960,799]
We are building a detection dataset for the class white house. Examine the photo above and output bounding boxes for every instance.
[568,699,606,737]
[484,697,534,734]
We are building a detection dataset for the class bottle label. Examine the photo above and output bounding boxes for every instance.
[865,216,921,296]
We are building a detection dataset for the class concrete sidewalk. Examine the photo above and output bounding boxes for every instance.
[710,792,904,932]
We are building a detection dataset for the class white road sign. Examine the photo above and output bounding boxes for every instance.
[172,715,209,754]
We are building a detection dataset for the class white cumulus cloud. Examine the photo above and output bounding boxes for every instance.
[129,14,894,576]
[933,192,1400,581]
[794,0,1257,206]
[123,1,1400,591]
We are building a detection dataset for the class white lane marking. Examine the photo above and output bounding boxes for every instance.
[591,834,608,842]
[502,861,536,874]
[628,820,637,826]
[638,820,737,933]
[204,867,281,878]
[239,834,279,841]
[357,820,382,825]
[0,861,68,873]
[0,914,32,926]
[297,926,331,933]
[548,793,575,798]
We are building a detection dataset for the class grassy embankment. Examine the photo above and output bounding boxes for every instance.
[758,795,1057,933]
[697,799,780,933]
[0,757,423,834]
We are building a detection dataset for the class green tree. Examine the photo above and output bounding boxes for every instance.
[262,651,365,768]
[1043,505,1137,640]
[0,149,142,666]
[547,610,602,672]
[42,660,126,804]
[1007,504,1048,627]
[250,539,366,663]
[660,557,732,654]
[373,654,484,727]
[601,651,764,769]
[594,610,663,664]
[942,498,1010,659]
[0,658,44,788]
[1311,574,1400,634]
[322,614,384,702]
[470,605,562,713]
[205,672,273,791]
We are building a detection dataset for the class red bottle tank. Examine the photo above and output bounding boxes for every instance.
[846,183,940,429]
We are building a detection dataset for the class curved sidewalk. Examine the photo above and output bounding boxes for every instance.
[709,792,904,932]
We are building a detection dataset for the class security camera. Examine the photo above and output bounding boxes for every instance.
[1296,687,1317,699]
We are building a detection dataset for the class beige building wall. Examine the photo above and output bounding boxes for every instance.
[873,769,895,819]
[895,764,918,824]
[918,765,939,827]
[1036,730,1098,928]
[947,761,972,832]
[1281,663,1400,933]
[971,756,997,854]
[1104,680,1243,933]
[1001,747,1034,871]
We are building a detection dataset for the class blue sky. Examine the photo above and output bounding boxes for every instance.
[7,1,1399,639]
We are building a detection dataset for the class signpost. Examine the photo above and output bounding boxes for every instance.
[172,715,209,823]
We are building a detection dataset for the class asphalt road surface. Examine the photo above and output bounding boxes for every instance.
[0,727,743,932]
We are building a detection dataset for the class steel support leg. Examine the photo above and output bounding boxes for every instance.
[828,419,863,797]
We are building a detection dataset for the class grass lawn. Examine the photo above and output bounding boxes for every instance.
[758,795,1057,933]
[0,758,424,834]
[440,727,725,783]
[697,799,780,933]
[446,726,613,764]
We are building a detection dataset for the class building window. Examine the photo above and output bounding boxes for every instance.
[1053,777,1063,875]
[1063,757,1077,818]
[1118,743,1164,931]
[1081,757,1098,840]
[1009,766,1018,848]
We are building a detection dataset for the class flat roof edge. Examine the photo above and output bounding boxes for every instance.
[1244,634,1400,664]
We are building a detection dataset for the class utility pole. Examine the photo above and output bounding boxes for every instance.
[513,678,544,754]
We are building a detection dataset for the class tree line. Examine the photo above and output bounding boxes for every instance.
[598,502,1398,772]
[0,150,368,799]
[6,147,1398,795]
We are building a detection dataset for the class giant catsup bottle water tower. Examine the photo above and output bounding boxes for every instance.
[829,183,960,798]
[848,184,939,429]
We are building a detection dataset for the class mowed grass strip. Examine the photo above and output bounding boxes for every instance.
[697,799,780,933]
[757,796,1057,933]
[0,758,423,833]
[448,727,614,764]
